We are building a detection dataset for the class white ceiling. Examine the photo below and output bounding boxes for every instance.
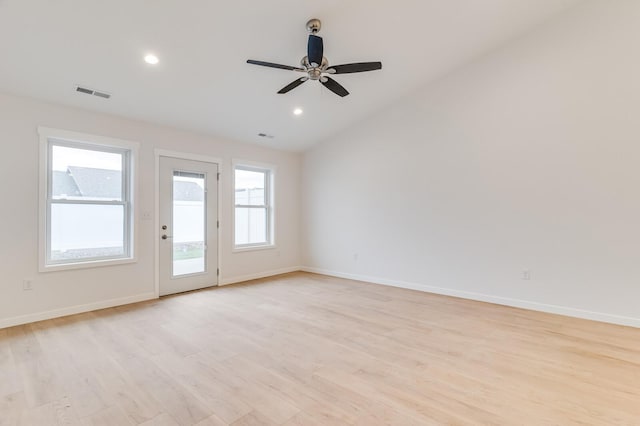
[0,0,582,151]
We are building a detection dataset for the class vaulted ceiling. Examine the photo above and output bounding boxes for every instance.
[0,0,582,151]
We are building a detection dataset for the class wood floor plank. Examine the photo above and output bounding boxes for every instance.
[30,322,113,419]
[193,353,301,424]
[90,360,161,424]
[0,331,22,399]
[150,351,252,424]
[0,392,27,426]
[1,272,639,425]
[192,414,227,426]
[80,406,135,426]
[118,355,213,425]
[13,357,66,408]
[229,411,278,426]
[138,413,181,426]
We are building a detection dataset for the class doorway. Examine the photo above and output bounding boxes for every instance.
[158,155,219,296]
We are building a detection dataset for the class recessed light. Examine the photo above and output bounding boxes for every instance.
[144,54,159,65]
[293,108,303,116]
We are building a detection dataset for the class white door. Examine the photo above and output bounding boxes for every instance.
[159,156,218,296]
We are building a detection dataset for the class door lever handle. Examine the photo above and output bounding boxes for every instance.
[161,234,173,240]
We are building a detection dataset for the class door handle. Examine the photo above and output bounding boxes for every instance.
[161,234,173,240]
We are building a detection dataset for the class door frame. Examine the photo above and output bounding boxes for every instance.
[154,149,222,298]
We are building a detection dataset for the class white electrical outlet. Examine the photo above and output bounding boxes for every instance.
[353,253,359,261]
[141,211,152,221]
[23,279,33,291]
[522,269,531,280]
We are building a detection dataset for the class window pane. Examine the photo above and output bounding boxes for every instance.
[172,172,205,276]
[50,203,125,261]
[51,145,123,201]
[235,169,265,205]
[235,207,267,245]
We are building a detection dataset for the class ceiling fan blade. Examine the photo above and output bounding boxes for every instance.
[328,62,382,74]
[247,60,303,71]
[307,35,324,66]
[321,77,349,97]
[278,78,308,94]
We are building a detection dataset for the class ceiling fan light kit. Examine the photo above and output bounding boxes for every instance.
[247,19,382,97]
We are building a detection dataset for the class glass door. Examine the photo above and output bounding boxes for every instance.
[159,157,218,296]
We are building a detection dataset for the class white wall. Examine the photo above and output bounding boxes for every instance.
[0,92,301,327]
[302,0,640,327]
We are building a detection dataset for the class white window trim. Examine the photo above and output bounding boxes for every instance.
[38,126,139,272]
[232,159,276,252]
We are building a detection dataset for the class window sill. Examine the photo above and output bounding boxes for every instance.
[40,257,136,273]
[232,244,277,254]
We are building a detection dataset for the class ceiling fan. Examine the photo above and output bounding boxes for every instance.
[246,19,382,97]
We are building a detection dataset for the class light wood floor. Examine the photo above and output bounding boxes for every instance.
[1,272,639,425]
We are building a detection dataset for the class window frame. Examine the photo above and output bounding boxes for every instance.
[38,127,139,272]
[232,160,276,251]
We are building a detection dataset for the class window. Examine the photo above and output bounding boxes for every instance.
[234,163,274,249]
[39,128,138,270]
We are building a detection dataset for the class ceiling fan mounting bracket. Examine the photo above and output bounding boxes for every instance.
[306,18,321,34]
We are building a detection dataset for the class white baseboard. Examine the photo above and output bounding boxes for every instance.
[0,266,302,329]
[0,292,157,330]
[220,266,302,286]
[301,267,640,328]
[5,267,637,330]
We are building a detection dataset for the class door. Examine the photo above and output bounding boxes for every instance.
[159,156,218,296]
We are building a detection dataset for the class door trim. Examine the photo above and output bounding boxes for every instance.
[154,149,223,298]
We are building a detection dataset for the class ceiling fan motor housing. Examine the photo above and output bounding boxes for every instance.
[307,34,324,66]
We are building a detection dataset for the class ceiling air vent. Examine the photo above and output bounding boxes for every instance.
[75,85,111,99]
[93,91,111,99]
[75,86,94,95]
